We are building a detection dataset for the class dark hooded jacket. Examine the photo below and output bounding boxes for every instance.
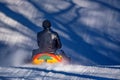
[37,28,62,53]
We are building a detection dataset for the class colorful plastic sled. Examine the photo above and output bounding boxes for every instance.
[32,52,63,64]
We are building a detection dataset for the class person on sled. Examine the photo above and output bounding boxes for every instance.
[32,20,70,62]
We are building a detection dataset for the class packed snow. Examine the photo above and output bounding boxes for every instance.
[0,64,120,80]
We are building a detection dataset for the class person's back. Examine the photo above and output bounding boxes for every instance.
[37,20,61,53]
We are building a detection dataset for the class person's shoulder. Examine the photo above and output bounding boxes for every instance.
[37,30,44,35]
[51,30,58,35]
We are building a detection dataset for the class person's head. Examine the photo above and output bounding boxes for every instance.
[42,20,51,29]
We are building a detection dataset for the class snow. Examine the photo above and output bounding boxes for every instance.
[0,0,120,80]
[0,64,120,80]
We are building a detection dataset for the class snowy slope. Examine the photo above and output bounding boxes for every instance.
[0,64,120,80]
[0,0,120,80]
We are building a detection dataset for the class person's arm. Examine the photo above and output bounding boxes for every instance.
[56,33,62,49]
[37,33,40,47]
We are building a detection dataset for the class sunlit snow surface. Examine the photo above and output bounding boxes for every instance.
[0,64,120,80]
